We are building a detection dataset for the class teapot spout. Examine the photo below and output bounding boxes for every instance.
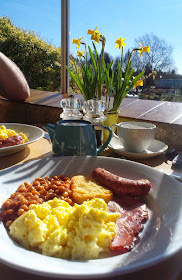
[43,123,56,142]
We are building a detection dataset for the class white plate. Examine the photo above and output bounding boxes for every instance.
[0,156,182,278]
[109,137,168,159]
[0,123,45,157]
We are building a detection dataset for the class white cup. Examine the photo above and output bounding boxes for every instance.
[111,121,156,153]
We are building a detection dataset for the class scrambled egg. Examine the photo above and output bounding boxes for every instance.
[9,198,120,260]
[0,125,29,142]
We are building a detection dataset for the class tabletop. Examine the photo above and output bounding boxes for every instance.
[0,138,182,280]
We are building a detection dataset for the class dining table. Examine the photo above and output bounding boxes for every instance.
[0,137,182,280]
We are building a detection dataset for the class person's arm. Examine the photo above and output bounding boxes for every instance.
[0,52,30,101]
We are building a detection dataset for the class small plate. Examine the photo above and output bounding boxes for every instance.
[109,137,168,159]
[0,123,45,157]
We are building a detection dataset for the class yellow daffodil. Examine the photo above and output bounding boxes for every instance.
[138,42,150,58]
[133,79,143,91]
[67,25,150,111]
[72,37,83,48]
[77,49,85,59]
[115,37,126,49]
[88,25,99,35]
[88,26,102,44]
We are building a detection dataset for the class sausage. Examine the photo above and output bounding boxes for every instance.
[92,168,152,197]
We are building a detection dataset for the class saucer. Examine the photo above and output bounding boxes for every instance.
[109,137,168,159]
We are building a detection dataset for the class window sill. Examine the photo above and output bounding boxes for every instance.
[0,90,182,150]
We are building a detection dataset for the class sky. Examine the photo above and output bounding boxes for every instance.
[1,0,182,74]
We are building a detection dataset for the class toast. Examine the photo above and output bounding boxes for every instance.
[71,175,113,204]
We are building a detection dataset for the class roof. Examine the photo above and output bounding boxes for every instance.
[156,79,182,89]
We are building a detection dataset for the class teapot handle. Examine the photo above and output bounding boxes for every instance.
[43,123,56,142]
[95,125,112,155]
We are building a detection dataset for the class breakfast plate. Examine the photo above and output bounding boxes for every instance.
[109,136,168,159]
[0,156,182,279]
[0,123,45,157]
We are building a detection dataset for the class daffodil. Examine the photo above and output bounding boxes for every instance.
[87,25,99,35]
[77,49,85,59]
[88,26,102,44]
[72,37,83,49]
[133,79,143,91]
[115,37,126,49]
[138,42,150,58]
[67,25,149,111]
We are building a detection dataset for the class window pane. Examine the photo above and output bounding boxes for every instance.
[1,0,61,93]
[70,0,182,102]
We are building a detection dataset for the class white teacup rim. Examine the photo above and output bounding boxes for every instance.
[114,121,156,130]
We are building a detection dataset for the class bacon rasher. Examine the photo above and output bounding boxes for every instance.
[108,197,149,253]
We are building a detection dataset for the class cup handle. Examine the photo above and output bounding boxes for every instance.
[95,125,112,155]
[110,124,119,139]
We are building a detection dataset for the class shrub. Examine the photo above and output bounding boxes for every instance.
[0,16,61,91]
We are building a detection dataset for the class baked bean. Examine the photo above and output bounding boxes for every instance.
[0,174,73,228]
[31,194,39,200]
[37,198,44,204]
[50,184,58,191]
[18,208,25,216]
[33,180,40,187]
[10,193,16,199]
[28,186,36,192]
[62,191,69,198]
[18,185,27,192]
[24,192,33,199]
[59,185,66,192]
[64,177,71,182]
[35,177,42,181]
[55,189,62,195]
[67,190,72,196]
[64,184,68,188]
[13,201,20,208]
[45,193,56,200]
[65,198,73,205]
[7,209,14,216]
[27,200,38,206]
[21,204,29,211]
[49,178,54,182]
[24,182,32,187]
[32,190,39,196]
[39,189,47,197]
[14,193,22,200]
[20,197,28,205]
[1,199,11,210]
[6,220,13,228]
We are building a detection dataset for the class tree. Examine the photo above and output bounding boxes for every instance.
[112,56,120,73]
[103,52,113,65]
[113,50,130,73]
[0,16,61,91]
[131,33,174,73]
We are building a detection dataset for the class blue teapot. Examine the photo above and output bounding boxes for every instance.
[44,120,112,156]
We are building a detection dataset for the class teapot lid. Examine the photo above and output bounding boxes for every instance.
[57,119,91,126]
